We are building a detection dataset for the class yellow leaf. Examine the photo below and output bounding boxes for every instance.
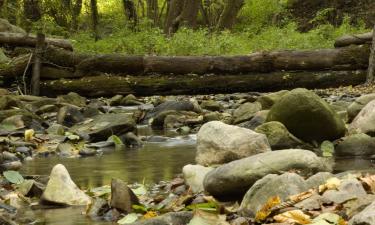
[24,129,34,141]
[289,190,314,202]
[255,196,281,222]
[143,211,158,219]
[273,210,311,224]
[319,177,341,193]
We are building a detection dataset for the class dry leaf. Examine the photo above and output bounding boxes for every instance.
[24,129,35,141]
[273,210,311,224]
[360,174,375,193]
[289,190,315,202]
[143,211,158,219]
[255,196,281,222]
[319,177,341,193]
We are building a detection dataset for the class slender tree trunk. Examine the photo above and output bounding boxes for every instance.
[366,26,375,83]
[178,0,200,28]
[164,0,184,35]
[90,0,100,41]
[216,0,244,30]
[71,0,83,31]
[123,0,138,30]
[146,0,158,25]
[31,32,45,96]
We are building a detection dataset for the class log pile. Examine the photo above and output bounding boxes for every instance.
[0,31,372,97]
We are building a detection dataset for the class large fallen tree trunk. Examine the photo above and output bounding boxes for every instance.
[40,70,366,97]
[0,32,73,51]
[335,32,373,48]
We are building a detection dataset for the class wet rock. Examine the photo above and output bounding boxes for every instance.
[110,178,139,213]
[57,105,84,127]
[322,179,367,204]
[196,121,270,166]
[238,110,269,130]
[82,106,100,118]
[87,198,110,218]
[69,113,135,141]
[79,147,97,157]
[144,100,197,123]
[200,100,222,111]
[256,90,289,109]
[35,105,58,115]
[41,164,91,206]
[56,143,75,157]
[182,164,214,193]
[349,200,375,225]
[57,92,86,107]
[255,121,305,150]
[18,179,45,198]
[15,146,31,156]
[129,211,193,225]
[267,88,346,142]
[1,161,22,171]
[0,109,42,124]
[233,102,262,124]
[335,133,375,157]
[349,100,375,135]
[121,94,143,106]
[203,111,221,122]
[347,93,375,122]
[2,151,19,161]
[120,132,142,148]
[239,173,307,217]
[109,95,123,106]
[203,149,330,197]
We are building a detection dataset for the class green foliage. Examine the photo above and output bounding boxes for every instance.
[3,171,24,184]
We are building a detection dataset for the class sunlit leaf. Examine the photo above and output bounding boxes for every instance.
[132,204,149,213]
[117,213,138,224]
[273,210,311,224]
[319,177,341,193]
[3,171,24,184]
[89,185,111,197]
[142,211,158,219]
[255,196,281,222]
[186,202,218,212]
[24,129,34,141]
[131,184,147,196]
[321,140,334,157]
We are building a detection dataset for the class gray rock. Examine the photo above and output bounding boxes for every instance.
[349,100,375,135]
[305,172,334,189]
[238,110,269,130]
[256,90,289,109]
[182,164,214,193]
[255,121,305,150]
[1,161,22,171]
[203,149,330,197]
[349,200,375,225]
[87,198,109,218]
[196,121,270,166]
[322,179,367,204]
[41,164,91,205]
[120,132,142,148]
[239,173,307,217]
[57,105,84,127]
[348,93,375,122]
[69,113,135,141]
[79,147,97,157]
[144,100,197,123]
[109,95,123,106]
[203,111,221,122]
[266,88,346,142]
[129,211,193,225]
[233,102,262,124]
[46,124,65,135]
[57,92,86,107]
[110,179,139,213]
[335,133,375,157]
[121,94,143,106]
[200,100,222,111]
[56,143,75,157]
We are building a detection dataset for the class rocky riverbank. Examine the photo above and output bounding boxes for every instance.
[0,87,375,224]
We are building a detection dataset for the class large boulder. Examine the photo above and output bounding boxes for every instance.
[349,100,375,135]
[69,113,135,141]
[347,94,375,121]
[182,164,214,193]
[349,200,375,225]
[239,173,307,217]
[266,88,346,142]
[233,102,262,124]
[203,149,330,197]
[256,90,289,109]
[196,121,271,166]
[335,133,375,157]
[41,164,91,205]
[255,121,306,150]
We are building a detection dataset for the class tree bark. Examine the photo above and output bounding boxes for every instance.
[176,0,200,28]
[23,0,41,22]
[71,0,83,31]
[123,0,138,29]
[164,0,184,35]
[216,0,244,30]
[0,32,73,50]
[334,32,373,48]
[90,0,100,41]
[366,27,375,83]
[146,0,158,25]
[40,70,367,97]
[31,32,44,96]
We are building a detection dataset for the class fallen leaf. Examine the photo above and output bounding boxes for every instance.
[142,211,158,219]
[255,196,281,222]
[273,210,311,224]
[3,171,24,184]
[319,177,341,193]
[24,129,34,141]
[117,213,138,224]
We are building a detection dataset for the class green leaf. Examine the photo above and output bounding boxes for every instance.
[3,171,24,184]
[108,135,124,146]
[132,204,149,213]
[117,213,138,224]
[186,202,218,212]
[89,185,111,197]
[131,184,147,196]
[321,140,334,157]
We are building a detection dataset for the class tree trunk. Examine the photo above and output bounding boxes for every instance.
[31,32,44,96]
[23,0,41,22]
[90,0,100,41]
[366,27,375,83]
[164,0,184,35]
[146,0,158,25]
[40,71,367,97]
[71,0,83,31]
[123,0,138,29]
[335,32,373,48]
[216,0,244,30]
[177,0,200,28]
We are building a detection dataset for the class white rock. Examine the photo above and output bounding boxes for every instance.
[182,164,213,193]
[196,121,271,165]
[349,100,375,134]
[41,164,91,206]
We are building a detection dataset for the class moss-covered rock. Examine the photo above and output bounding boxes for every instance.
[266,88,346,142]
[256,90,289,109]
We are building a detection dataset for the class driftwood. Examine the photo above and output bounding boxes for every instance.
[40,70,366,97]
[0,32,73,51]
[335,32,373,48]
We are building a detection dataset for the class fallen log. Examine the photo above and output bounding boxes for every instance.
[40,70,366,97]
[0,54,31,79]
[0,32,73,51]
[40,66,78,80]
[335,32,373,48]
